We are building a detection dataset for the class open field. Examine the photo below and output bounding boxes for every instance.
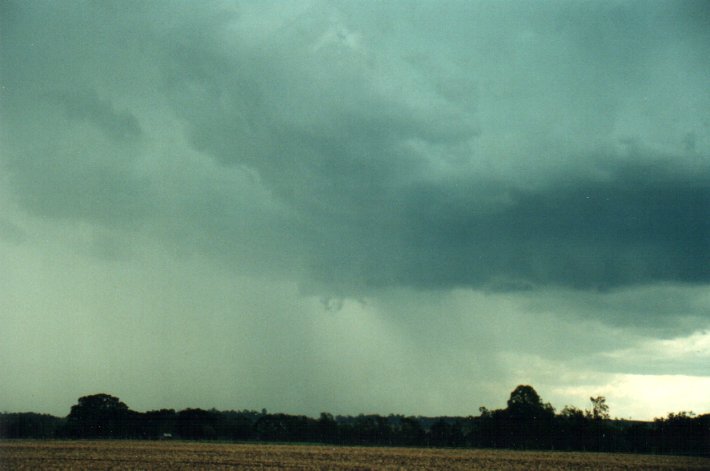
[1,440,708,470]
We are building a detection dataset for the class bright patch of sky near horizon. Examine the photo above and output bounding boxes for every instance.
[1,0,708,419]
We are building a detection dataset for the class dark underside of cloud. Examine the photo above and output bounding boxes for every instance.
[1,0,708,297]
[298,157,709,293]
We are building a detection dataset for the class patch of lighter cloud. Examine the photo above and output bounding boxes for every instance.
[652,330,710,356]
[603,330,710,365]
[603,374,710,420]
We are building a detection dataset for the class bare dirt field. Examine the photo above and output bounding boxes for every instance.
[1,440,708,470]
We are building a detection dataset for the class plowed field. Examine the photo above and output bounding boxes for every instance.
[1,440,707,470]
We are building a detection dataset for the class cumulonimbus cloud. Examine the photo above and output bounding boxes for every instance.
[1,0,708,295]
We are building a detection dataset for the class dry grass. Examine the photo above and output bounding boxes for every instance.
[1,440,707,470]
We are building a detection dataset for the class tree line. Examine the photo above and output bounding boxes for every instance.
[1,386,707,456]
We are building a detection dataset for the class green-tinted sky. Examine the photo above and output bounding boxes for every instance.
[1,0,708,419]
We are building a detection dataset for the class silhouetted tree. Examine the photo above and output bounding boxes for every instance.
[558,405,590,450]
[506,385,554,418]
[505,385,555,449]
[429,419,452,447]
[588,396,610,420]
[140,409,177,438]
[654,411,708,456]
[216,410,255,440]
[65,394,131,438]
[6,388,709,455]
[316,413,338,443]
[177,408,218,440]
[0,413,65,438]
[623,420,654,454]
[351,415,377,444]
[395,416,425,446]
[585,396,613,451]
[476,385,556,449]
[254,413,315,442]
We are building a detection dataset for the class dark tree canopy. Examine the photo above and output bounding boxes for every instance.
[71,394,129,415]
[506,385,555,419]
[2,388,707,456]
[66,393,131,438]
[507,385,542,408]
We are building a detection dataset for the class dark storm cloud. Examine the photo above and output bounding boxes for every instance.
[1,0,708,294]
[399,156,708,289]
[292,155,708,293]
[1,0,709,421]
[519,283,709,337]
[154,1,708,293]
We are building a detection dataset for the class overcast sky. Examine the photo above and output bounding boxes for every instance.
[1,0,708,420]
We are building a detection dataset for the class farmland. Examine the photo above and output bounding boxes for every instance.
[1,441,708,470]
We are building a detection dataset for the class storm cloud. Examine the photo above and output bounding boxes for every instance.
[1,0,708,419]
[2,0,707,293]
